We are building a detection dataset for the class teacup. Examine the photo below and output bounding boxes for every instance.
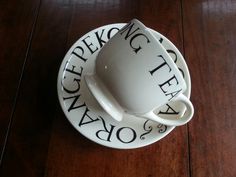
[84,19,194,126]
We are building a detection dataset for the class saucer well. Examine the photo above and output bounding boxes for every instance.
[57,23,191,149]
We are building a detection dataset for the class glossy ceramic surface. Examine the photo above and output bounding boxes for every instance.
[84,19,194,126]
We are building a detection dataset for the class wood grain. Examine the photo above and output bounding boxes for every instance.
[0,0,189,177]
[182,0,236,177]
[0,0,40,157]
[0,0,72,175]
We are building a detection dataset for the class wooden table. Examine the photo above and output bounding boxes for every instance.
[1,0,235,176]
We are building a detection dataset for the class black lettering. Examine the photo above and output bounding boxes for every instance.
[167,49,177,63]
[159,75,181,100]
[130,33,150,53]
[159,75,179,93]
[63,94,86,112]
[82,35,99,54]
[149,55,172,75]
[179,68,185,78]
[166,89,182,101]
[156,41,185,78]
[116,127,136,144]
[71,46,87,62]
[96,117,115,142]
[158,104,179,115]
[159,37,163,43]
[157,124,167,133]
[119,22,140,40]
[166,50,185,78]
[79,107,100,127]
[140,120,153,140]
[107,27,120,39]
[62,63,83,94]
[62,77,81,94]
[64,63,83,76]
[95,29,106,48]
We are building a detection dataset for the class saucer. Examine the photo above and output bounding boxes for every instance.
[57,23,191,149]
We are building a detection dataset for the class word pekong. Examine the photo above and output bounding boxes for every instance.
[60,25,184,145]
[119,22,182,101]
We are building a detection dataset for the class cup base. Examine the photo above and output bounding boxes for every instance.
[84,74,124,121]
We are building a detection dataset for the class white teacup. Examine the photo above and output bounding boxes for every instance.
[85,19,194,126]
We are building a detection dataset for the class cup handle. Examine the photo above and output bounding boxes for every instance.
[143,94,194,126]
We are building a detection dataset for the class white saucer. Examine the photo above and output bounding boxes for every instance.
[57,23,191,149]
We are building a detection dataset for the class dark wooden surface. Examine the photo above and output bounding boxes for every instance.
[0,0,235,177]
